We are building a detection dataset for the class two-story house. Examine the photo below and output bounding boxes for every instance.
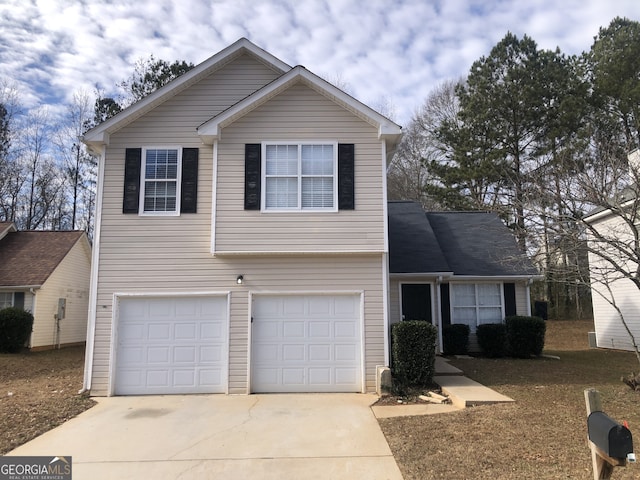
[82,38,402,395]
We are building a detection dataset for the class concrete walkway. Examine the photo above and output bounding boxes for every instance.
[372,357,514,419]
[7,394,403,480]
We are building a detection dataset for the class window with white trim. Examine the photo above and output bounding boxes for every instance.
[0,292,12,309]
[451,283,503,332]
[263,143,336,211]
[141,147,181,214]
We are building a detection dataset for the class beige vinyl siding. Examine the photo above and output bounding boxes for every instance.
[90,255,384,395]
[214,83,386,254]
[30,236,91,349]
[90,56,387,395]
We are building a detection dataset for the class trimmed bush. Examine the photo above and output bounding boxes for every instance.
[477,323,508,358]
[442,324,470,355]
[0,307,34,353]
[506,315,546,358]
[391,321,438,388]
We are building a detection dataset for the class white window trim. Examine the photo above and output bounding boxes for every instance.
[451,282,505,331]
[0,292,13,309]
[139,146,182,216]
[260,141,338,213]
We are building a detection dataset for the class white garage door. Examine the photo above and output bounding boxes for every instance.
[251,294,362,393]
[115,296,227,395]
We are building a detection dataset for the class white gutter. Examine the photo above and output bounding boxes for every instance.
[0,285,41,290]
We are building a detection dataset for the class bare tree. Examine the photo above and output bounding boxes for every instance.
[542,147,640,367]
[387,80,460,210]
[54,90,97,232]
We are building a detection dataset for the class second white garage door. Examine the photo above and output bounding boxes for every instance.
[115,296,228,395]
[251,294,362,393]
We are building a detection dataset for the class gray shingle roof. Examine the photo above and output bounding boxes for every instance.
[388,201,538,276]
[388,202,450,274]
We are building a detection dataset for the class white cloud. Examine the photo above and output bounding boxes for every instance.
[0,0,636,125]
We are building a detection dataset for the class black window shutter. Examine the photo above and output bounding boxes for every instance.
[181,148,198,213]
[14,292,24,310]
[244,144,261,210]
[123,148,142,214]
[504,283,517,316]
[338,143,355,210]
[440,284,451,327]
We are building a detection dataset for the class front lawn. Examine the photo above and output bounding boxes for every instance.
[379,320,640,479]
[0,346,95,454]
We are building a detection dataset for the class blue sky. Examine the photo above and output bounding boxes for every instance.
[0,0,638,126]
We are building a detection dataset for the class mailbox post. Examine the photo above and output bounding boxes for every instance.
[584,389,635,479]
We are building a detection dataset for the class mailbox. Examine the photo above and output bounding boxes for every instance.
[588,411,634,458]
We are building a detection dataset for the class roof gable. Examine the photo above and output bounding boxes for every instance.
[0,230,86,287]
[197,65,402,153]
[82,38,291,152]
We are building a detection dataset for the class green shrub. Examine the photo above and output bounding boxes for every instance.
[0,307,34,353]
[506,315,546,358]
[391,321,438,388]
[477,323,508,358]
[443,324,470,355]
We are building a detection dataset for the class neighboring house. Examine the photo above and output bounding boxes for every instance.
[584,149,640,352]
[0,222,91,350]
[82,38,402,396]
[388,201,540,351]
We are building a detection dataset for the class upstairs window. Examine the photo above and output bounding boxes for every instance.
[141,147,181,214]
[263,143,336,211]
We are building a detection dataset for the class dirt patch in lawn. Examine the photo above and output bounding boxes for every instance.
[0,346,95,454]
[379,320,640,479]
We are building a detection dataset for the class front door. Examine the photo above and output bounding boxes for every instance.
[401,284,432,323]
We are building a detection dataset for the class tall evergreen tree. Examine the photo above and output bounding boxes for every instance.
[589,17,640,150]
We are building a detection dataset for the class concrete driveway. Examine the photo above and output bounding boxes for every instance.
[8,394,403,479]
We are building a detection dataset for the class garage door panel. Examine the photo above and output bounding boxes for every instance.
[282,368,305,384]
[282,344,305,360]
[283,321,304,337]
[115,296,228,395]
[335,321,356,337]
[309,321,330,337]
[309,368,331,384]
[335,368,357,384]
[252,294,362,393]
[148,323,171,340]
[200,345,222,362]
[309,344,330,361]
[147,346,170,363]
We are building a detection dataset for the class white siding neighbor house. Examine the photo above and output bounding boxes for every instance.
[585,149,640,352]
[82,38,401,395]
[0,222,91,350]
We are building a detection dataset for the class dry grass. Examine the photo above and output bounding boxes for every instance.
[379,320,640,479]
[0,346,95,454]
